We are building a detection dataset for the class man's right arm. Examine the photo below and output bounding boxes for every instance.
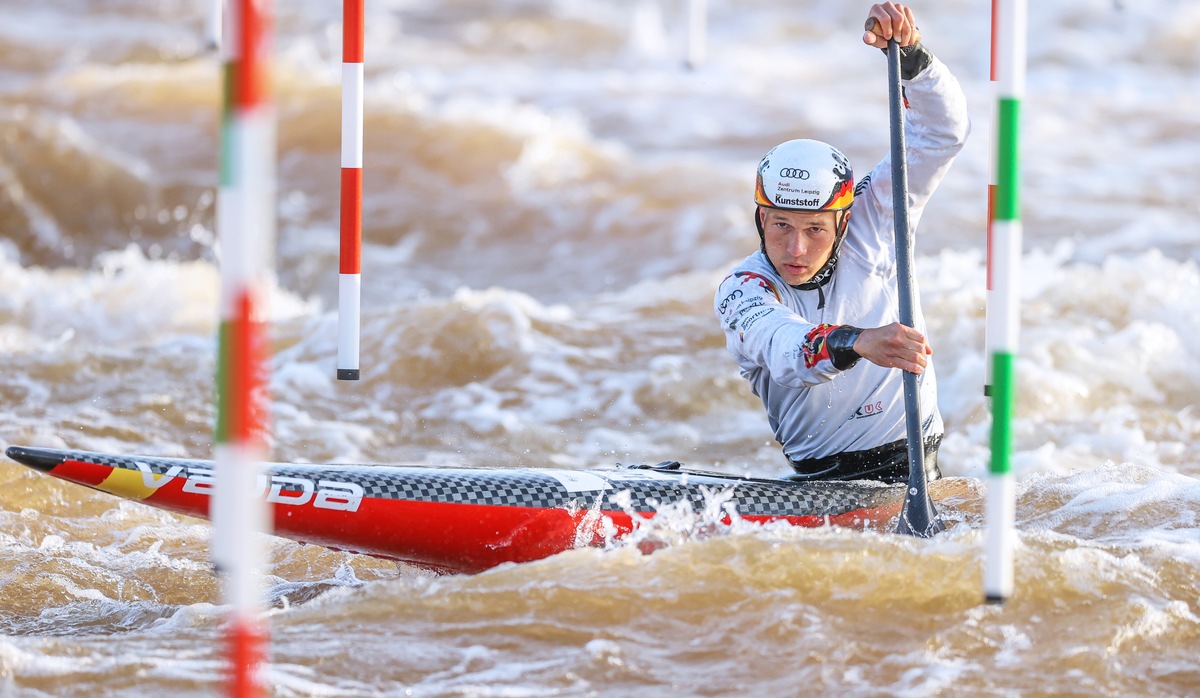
[716,270,931,380]
[715,271,850,388]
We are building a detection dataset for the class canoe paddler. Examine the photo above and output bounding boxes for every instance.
[714,2,970,482]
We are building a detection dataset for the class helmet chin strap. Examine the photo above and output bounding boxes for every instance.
[756,207,851,309]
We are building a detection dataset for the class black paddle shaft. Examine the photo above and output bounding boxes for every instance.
[886,39,945,538]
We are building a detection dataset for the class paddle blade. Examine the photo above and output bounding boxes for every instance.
[895,476,945,538]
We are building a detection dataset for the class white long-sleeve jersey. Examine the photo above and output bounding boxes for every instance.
[714,54,969,464]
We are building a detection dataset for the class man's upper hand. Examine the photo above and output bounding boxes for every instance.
[863,2,922,49]
[853,322,932,374]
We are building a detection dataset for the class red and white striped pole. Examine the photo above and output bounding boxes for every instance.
[214,0,274,694]
[983,0,998,396]
[337,0,364,381]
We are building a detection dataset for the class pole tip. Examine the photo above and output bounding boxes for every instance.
[985,594,1007,605]
[337,369,361,381]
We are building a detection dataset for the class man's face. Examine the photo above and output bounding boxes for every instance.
[760,207,839,285]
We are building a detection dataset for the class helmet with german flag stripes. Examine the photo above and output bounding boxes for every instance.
[754,139,854,212]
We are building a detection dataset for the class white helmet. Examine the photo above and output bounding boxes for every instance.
[754,139,854,212]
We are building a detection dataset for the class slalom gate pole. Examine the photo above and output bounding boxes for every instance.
[684,0,707,70]
[205,0,223,51]
[983,0,998,396]
[337,0,365,381]
[983,0,1025,605]
[215,0,275,694]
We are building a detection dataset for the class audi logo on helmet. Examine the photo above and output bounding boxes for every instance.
[779,168,809,180]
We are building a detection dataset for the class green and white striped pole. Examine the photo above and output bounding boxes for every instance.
[984,0,1025,605]
[214,0,275,693]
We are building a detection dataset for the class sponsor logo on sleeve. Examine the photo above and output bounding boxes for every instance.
[739,307,776,332]
[717,288,743,314]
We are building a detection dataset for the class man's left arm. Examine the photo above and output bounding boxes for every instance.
[899,50,971,210]
[861,4,971,223]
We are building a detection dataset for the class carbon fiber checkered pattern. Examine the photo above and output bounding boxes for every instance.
[44,448,899,517]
